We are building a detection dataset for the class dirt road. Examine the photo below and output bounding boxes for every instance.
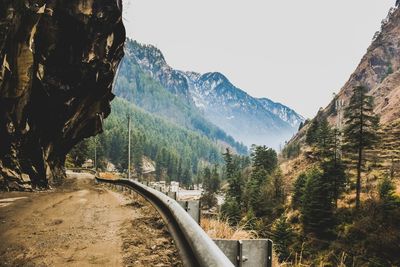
[0,173,182,267]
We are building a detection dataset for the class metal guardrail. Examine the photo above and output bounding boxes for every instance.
[66,169,234,267]
[98,177,234,267]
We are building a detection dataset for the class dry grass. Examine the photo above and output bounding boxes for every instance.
[280,245,348,267]
[280,151,317,186]
[396,179,400,195]
[200,218,257,240]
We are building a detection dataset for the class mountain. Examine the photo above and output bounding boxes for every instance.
[290,5,400,145]
[277,6,400,265]
[280,5,400,187]
[122,39,304,148]
[114,41,247,155]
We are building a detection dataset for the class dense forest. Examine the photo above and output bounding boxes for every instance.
[67,97,232,185]
[195,86,400,266]
[258,86,399,266]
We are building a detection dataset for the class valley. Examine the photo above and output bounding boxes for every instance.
[1,1,400,267]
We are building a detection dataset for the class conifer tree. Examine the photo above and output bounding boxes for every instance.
[292,173,307,208]
[251,145,278,175]
[306,119,320,145]
[223,149,243,204]
[247,170,265,215]
[316,117,334,158]
[343,86,380,209]
[246,146,279,216]
[301,168,334,237]
[272,216,294,262]
[210,165,221,193]
[221,198,242,225]
[321,160,346,208]
[379,176,400,211]
[222,149,245,219]
[202,166,212,191]
[223,148,235,180]
[201,166,218,208]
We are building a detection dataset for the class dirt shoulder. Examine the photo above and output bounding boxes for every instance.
[0,173,182,267]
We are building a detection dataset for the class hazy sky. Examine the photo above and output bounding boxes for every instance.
[123,0,395,118]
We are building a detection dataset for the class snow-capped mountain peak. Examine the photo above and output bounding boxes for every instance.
[125,39,305,148]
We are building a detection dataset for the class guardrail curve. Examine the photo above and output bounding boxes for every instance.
[67,169,234,267]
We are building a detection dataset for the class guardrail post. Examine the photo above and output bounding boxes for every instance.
[237,240,243,267]
[267,239,273,267]
[214,239,273,266]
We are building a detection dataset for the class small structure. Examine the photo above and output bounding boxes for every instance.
[82,159,93,169]
[170,181,179,192]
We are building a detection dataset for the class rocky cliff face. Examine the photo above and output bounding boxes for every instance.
[291,5,400,144]
[0,0,125,190]
[324,6,400,126]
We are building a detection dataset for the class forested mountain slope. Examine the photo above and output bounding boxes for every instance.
[114,41,247,154]
[68,97,228,184]
[284,6,400,181]
[273,5,400,266]
[120,39,304,148]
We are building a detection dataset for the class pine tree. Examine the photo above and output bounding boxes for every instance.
[210,165,221,193]
[201,166,217,208]
[379,176,400,211]
[228,172,244,206]
[247,170,264,215]
[292,173,307,208]
[343,85,380,209]
[272,216,294,262]
[223,149,243,205]
[223,148,235,180]
[273,169,285,204]
[321,160,346,208]
[306,119,319,145]
[181,167,192,187]
[221,198,242,226]
[251,145,278,175]
[301,168,334,237]
[202,166,212,191]
[316,117,334,159]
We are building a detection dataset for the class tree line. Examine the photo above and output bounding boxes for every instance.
[67,97,231,186]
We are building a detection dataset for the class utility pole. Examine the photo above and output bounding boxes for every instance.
[128,114,131,180]
[94,137,97,171]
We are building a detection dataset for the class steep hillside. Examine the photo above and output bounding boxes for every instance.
[274,7,400,266]
[108,97,225,166]
[296,6,400,135]
[70,97,229,183]
[123,39,304,148]
[289,6,400,159]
